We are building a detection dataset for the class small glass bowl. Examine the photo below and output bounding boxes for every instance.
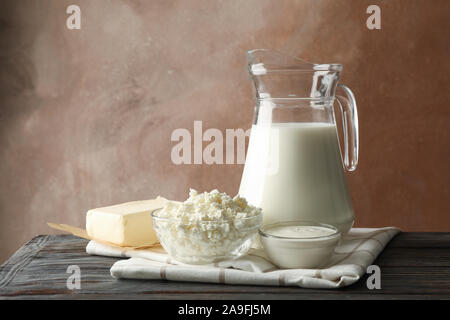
[259,220,341,269]
[152,208,262,264]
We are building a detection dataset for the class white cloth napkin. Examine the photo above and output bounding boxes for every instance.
[86,227,400,289]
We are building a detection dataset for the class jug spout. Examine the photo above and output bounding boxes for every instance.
[247,49,342,100]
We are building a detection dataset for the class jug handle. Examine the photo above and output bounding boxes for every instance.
[336,84,359,172]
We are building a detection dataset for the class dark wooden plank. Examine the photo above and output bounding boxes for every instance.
[1,234,450,299]
[387,232,450,248]
[1,293,450,300]
[375,248,450,267]
[0,235,51,289]
[2,266,450,299]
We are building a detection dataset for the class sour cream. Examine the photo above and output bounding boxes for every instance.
[265,225,337,239]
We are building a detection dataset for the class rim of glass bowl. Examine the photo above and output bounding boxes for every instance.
[151,208,262,224]
[259,220,340,240]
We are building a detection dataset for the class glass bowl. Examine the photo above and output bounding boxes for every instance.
[259,220,341,269]
[151,208,262,264]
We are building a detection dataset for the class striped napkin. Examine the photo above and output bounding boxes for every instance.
[86,227,400,289]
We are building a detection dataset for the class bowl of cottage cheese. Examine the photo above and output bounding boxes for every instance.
[151,189,262,264]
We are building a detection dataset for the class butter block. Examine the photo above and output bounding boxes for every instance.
[86,197,167,247]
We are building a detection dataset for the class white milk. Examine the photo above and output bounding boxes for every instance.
[239,122,354,234]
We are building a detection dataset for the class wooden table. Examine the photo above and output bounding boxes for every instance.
[0,233,449,299]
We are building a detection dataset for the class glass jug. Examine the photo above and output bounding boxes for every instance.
[239,49,359,235]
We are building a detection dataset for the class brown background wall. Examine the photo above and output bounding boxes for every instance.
[1,0,449,263]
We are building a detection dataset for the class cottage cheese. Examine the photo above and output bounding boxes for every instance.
[153,189,262,264]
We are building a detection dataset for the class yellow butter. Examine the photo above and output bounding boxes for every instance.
[86,197,167,247]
